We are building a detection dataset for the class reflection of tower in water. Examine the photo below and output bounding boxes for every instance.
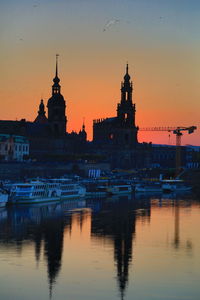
[0,204,74,299]
[42,217,65,298]
[90,198,151,299]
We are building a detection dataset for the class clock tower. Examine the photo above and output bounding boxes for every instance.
[47,55,67,136]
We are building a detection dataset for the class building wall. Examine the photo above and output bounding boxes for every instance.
[0,134,29,161]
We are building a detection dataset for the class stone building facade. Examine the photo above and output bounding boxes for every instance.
[0,134,29,161]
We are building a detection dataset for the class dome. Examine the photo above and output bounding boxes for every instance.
[47,93,65,106]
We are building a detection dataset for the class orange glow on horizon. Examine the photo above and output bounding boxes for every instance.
[0,57,199,145]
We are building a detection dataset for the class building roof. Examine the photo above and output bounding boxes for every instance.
[103,117,117,123]
[0,120,51,137]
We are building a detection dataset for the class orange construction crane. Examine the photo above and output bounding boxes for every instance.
[139,126,197,177]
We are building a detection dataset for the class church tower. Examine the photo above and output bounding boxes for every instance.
[117,64,136,127]
[93,64,138,149]
[34,99,48,124]
[115,64,138,147]
[47,55,67,137]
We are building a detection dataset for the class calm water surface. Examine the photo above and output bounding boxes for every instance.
[0,194,200,300]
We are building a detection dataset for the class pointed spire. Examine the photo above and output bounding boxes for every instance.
[55,54,59,77]
[52,54,61,94]
[34,99,48,123]
[53,54,60,83]
[126,63,129,74]
[38,99,45,116]
[82,117,85,131]
[124,63,130,81]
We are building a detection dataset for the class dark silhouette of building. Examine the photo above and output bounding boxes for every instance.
[0,60,193,169]
[93,65,151,169]
[0,56,87,161]
[93,64,138,148]
[47,55,67,137]
[34,99,48,124]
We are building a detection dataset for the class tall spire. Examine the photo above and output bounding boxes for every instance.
[124,63,130,82]
[55,53,59,77]
[120,63,132,102]
[82,117,85,131]
[126,63,128,75]
[52,54,61,95]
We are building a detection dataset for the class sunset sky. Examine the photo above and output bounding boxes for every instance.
[0,0,199,145]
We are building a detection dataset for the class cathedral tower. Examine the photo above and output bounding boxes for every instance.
[115,64,138,147]
[117,64,136,127]
[93,64,138,149]
[47,55,67,136]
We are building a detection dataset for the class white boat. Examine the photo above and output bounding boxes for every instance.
[9,179,86,204]
[0,189,8,208]
[107,184,132,195]
[47,178,86,198]
[162,179,192,193]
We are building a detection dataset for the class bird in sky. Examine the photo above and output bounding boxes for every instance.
[103,19,120,32]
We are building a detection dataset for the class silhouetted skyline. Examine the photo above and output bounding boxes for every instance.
[1,0,199,145]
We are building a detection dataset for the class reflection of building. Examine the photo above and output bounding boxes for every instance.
[0,200,89,298]
[0,134,29,161]
[90,197,151,299]
[0,203,71,297]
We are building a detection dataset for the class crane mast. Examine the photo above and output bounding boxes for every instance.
[139,126,197,177]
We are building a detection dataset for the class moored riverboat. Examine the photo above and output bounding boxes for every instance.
[9,179,86,204]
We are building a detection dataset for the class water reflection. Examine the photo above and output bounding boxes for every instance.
[89,196,151,299]
[0,194,199,300]
[0,200,86,298]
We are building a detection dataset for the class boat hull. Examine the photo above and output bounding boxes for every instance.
[9,194,86,204]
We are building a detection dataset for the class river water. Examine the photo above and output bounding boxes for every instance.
[0,193,200,300]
